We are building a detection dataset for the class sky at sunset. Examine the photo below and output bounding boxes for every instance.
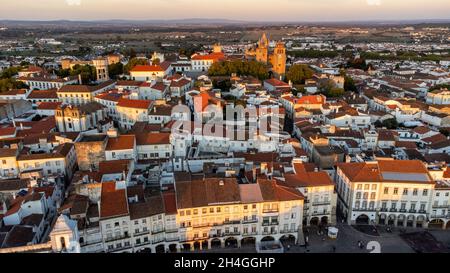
[1,0,450,21]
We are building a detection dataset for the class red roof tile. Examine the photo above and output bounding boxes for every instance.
[106,135,135,151]
[100,182,129,219]
[117,98,152,109]
[131,65,164,72]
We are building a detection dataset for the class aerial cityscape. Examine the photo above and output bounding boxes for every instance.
[1,0,450,256]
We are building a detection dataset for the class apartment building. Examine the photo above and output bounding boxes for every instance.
[335,160,435,228]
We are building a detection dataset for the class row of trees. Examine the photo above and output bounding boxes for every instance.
[288,50,340,59]
[360,51,447,62]
[208,60,269,80]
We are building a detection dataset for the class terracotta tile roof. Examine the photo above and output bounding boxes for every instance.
[36,101,62,110]
[0,89,27,96]
[33,186,55,198]
[258,179,304,202]
[116,80,143,86]
[191,52,225,61]
[135,132,170,146]
[58,80,115,93]
[27,89,58,99]
[2,225,35,248]
[337,160,433,183]
[395,141,417,149]
[422,133,447,144]
[105,135,135,151]
[129,193,164,220]
[429,139,450,150]
[0,178,29,191]
[170,78,191,88]
[412,126,431,135]
[100,182,129,219]
[162,191,177,215]
[130,65,164,72]
[95,91,124,102]
[175,178,241,209]
[281,163,333,188]
[0,127,16,137]
[150,82,168,92]
[265,78,290,87]
[21,66,43,73]
[98,159,132,175]
[117,98,152,109]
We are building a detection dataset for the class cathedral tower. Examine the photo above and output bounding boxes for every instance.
[256,33,269,63]
[270,41,287,77]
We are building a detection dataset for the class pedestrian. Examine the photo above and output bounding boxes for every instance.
[332,245,336,253]
[287,245,291,251]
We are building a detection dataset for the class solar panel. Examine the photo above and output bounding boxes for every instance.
[381,172,430,182]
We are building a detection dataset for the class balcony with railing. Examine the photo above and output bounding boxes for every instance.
[242,219,258,224]
[152,238,165,244]
[430,214,450,219]
[151,229,165,235]
[432,204,450,209]
[165,237,179,242]
[165,228,179,234]
[262,209,279,214]
[110,244,133,252]
[262,221,279,226]
[312,211,329,216]
[280,229,297,234]
[312,201,331,206]
[134,240,151,247]
[242,231,258,236]
[223,220,241,225]
[223,231,241,236]
[262,230,278,235]
[105,234,131,243]
[134,230,150,236]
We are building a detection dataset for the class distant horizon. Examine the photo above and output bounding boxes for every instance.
[1,0,450,22]
[1,17,450,24]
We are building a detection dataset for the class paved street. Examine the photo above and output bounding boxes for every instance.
[195,221,450,253]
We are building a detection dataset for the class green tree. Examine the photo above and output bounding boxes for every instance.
[430,84,450,91]
[0,78,28,92]
[440,128,450,137]
[108,62,124,79]
[69,64,96,84]
[285,64,314,84]
[124,58,148,73]
[208,60,269,80]
[152,58,161,65]
[55,68,71,78]
[382,118,399,129]
[347,58,368,70]
[0,67,20,79]
[327,87,345,98]
[344,76,357,92]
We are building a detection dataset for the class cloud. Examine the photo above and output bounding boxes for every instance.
[366,0,381,5]
[65,0,81,5]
